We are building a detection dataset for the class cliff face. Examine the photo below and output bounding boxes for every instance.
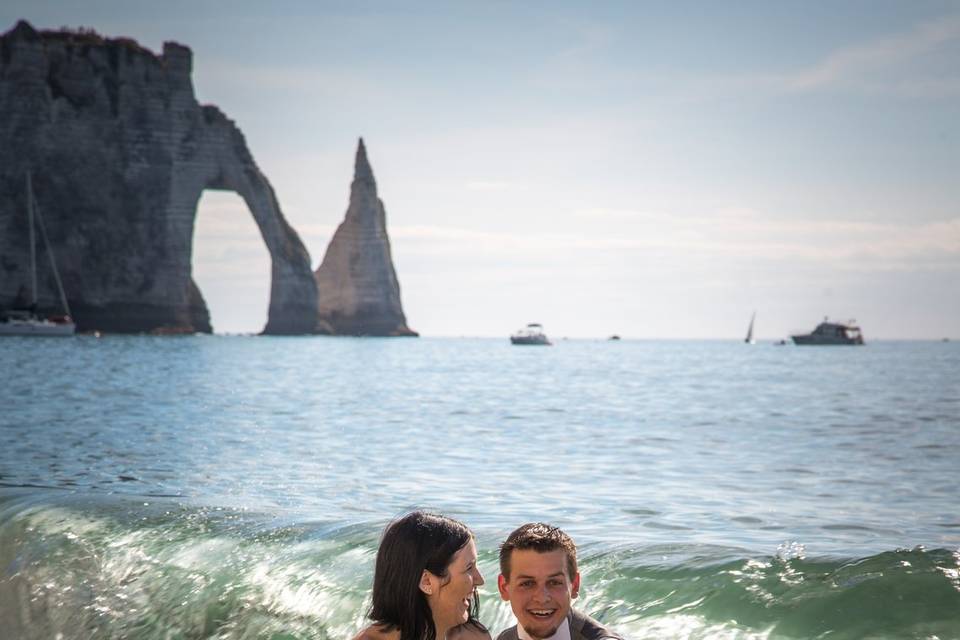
[314,140,416,336]
[0,21,317,334]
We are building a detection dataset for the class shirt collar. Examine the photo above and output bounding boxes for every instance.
[517,617,571,640]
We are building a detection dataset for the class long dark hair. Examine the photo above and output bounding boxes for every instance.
[369,511,482,640]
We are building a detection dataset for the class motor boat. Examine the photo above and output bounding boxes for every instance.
[510,323,551,345]
[791,318,863,345]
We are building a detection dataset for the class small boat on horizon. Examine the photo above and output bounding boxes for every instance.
[0,172,75,337]
[791,317,863,346]
[510,323,551,346]
[745,311,756,344]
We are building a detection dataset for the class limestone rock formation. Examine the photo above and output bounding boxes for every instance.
[0,21,317,334]
[314,140,417,336]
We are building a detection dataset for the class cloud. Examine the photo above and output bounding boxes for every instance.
[465,180,512,192]
[552,23,616,65]
[194,58,390,103]
[573,208,671,221]
[780,15,960,94]
[389,212,960,269]
[653,15,960,102]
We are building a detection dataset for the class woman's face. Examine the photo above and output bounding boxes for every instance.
[428,538,484,632]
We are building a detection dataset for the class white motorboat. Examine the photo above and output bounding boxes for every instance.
[510,323,551,346]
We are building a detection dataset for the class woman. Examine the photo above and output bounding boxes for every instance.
[353,511,491,640]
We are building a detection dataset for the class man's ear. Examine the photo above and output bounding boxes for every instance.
[497,574,511,601]
[570,572,581,599]
[420,570,437,596]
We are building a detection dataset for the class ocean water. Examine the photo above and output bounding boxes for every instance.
[1,336,958,639]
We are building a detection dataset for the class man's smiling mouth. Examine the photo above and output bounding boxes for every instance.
[528,609,556,618]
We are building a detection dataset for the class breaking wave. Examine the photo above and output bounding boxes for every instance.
[3,489,958,639]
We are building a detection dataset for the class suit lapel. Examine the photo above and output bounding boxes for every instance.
[568,610,587,640]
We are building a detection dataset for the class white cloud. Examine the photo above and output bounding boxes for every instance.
[465,181,512,192]
[573,208,671,221]
[194,58,389,102]
[646,15,960,102]
[389,212,960,267]
[780,15,960,94]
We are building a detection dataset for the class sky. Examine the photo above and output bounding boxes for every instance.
[3,1,959,338]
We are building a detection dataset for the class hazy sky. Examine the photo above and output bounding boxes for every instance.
[4,1,958,338]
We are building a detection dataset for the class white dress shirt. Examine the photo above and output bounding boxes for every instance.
[517,618,572,640]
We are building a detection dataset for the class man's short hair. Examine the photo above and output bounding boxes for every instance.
[499,522,578,580]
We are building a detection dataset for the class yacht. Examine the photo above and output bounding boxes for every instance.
[0,309,75,335]
[0,172,75,336]
[510,323,551,346]
[791,318,863,345]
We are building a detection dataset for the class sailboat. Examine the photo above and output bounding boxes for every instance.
[0,172,76,336]
[744,311,755,344]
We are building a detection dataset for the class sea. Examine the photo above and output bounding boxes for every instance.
[1,336,958,639]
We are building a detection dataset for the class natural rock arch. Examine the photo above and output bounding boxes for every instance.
[191,190,272,334]
[0,21,317,334]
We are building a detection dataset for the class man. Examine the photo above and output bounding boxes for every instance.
[496,523,625,640]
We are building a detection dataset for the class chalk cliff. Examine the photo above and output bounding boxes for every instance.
[314,140,416,336]
[0,21,317,334]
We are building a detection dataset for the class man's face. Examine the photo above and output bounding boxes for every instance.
[497,549,580,640]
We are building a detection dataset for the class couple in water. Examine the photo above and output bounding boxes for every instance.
[353,512,624,640]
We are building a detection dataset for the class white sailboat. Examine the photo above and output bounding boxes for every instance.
[0,172,76,336]
[744,311,755,344]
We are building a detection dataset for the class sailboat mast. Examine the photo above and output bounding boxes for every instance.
[33,194,73,318]
[26,172,37,307]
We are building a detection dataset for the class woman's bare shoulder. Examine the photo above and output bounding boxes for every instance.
[352,624,400,640]
[449,621,493,640]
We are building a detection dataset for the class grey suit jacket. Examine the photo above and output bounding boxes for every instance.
[495,609,624,640]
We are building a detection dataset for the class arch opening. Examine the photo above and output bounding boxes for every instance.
[191,190,271,334]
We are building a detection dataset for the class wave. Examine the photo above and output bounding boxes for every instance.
[579,543,960,639]
[2,489,959,639]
